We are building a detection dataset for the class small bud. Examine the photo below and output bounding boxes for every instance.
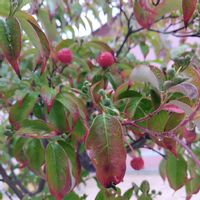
[140,180,150,194]
[98,89,106,96]
[4,130,13,137]
[151,190,156,194]
[167,68,176,78]
[103,98,111,107]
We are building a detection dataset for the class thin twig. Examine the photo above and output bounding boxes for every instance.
[173,136,200,168]
[0,164,24,199]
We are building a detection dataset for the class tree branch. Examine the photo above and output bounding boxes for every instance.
[0,164,24,199]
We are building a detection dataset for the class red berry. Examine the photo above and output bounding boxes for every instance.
[130,157,144,170]
[97,51,115,68]
[57,48,73,65]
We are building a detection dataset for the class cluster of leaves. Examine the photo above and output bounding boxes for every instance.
[0,0,199,200]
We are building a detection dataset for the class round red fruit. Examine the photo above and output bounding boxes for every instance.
[130,157,144,170]
[97,51,115,68]
[57,48,73,65]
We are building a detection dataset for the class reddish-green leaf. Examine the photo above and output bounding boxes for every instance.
[56,90,87,127]
[186,175,200,198]
[182,0,197,27]
[16,119,59,138]
[90,81,105,111]
[58,140,81,188]
[134,0,182,28]
[46,143,72,200]
[24,139,45,176]
[166,153,187,190]
[86,114,126,188]
[41,86,58,113]
[134,0,156,28]
[16,11,50,74]
[9,93,38,129]
[0,17,21,78]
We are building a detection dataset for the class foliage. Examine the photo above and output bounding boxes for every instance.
[0,0,199,200]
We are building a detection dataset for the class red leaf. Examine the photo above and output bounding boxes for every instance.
[182,0,197,27]
[162,104,185,114]
[183,127,196,144]
[134,0,157,28]
[86,114,126,188]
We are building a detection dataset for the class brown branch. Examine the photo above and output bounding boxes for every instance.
[0,164,24,199]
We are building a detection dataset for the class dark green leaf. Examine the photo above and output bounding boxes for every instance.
[166,153,187,190]
[24,139,45,176]
[9,92,38,129]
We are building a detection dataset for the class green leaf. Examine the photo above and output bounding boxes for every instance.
[70,118,87,140]
[55,39,76,51]
[113,82,141,102]
[186,175,200,197]
[138,194,152,200]
[164,112,184,131]
[140,42,149,58]
[40,85,58,113]
[0,17,22,78]
[24,139,45,176]
[86,114,126,188]
[16,119,59,138]
[150,89,161,109]
[166,153,187,190]
[38,9,57,41]
[58,140,81,188]
[56,90,87,121]
[86,41,113,53]
[159,159,166,181]
[63,192,81,200]
[16,11,50,73]
[48,101,67,132]
[17,17,44,57]
[148,111,169,132]
[123,187,135,200]
[46,142,72,200]
[9,92,38,129]
[13,137,27,165]
[125,97,153,127]
[0,0,10,16]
